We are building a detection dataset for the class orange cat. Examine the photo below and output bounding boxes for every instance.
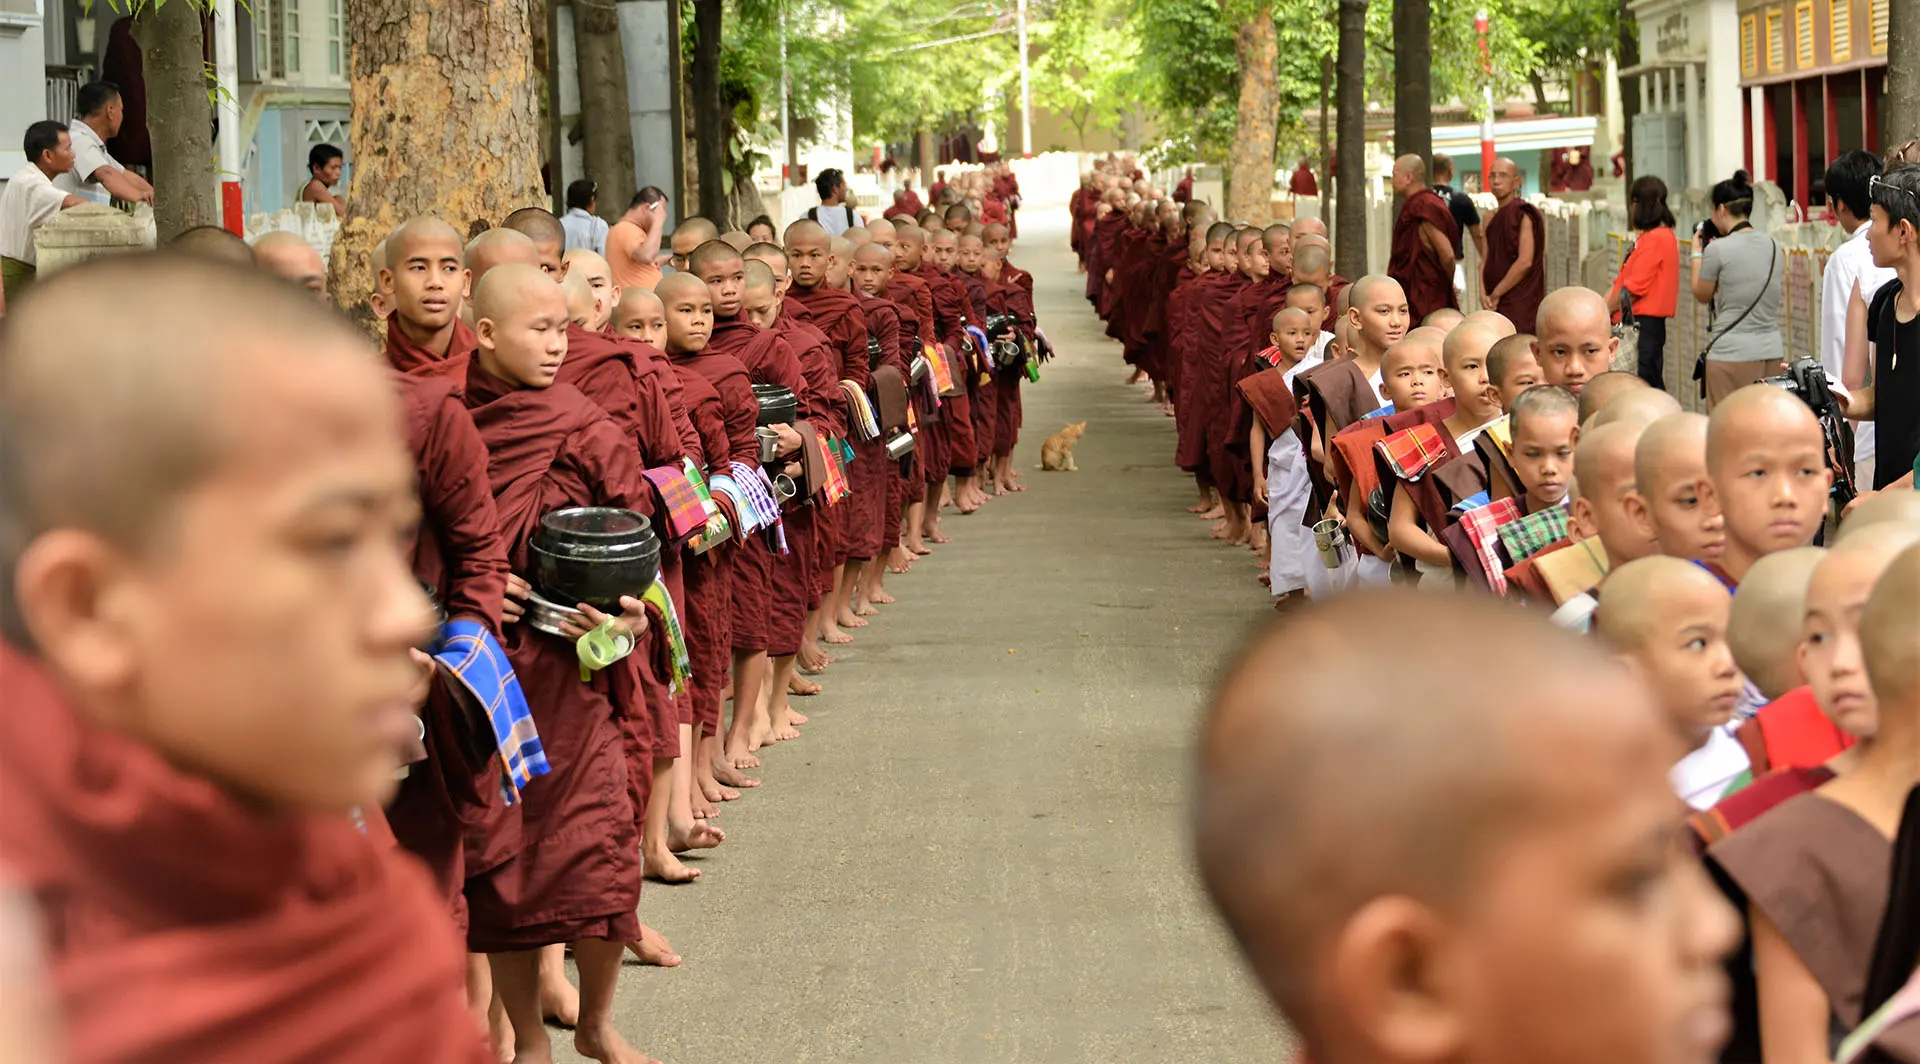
[1038,421,1087,472]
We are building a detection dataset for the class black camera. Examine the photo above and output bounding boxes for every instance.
[1694,218,1721,248]
[1760,357,1857,507]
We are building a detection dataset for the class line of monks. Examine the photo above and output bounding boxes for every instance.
[1068,157,1920,1063]
[0,197,1043,1064]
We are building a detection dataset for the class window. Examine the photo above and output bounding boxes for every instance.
[1766,7,1786,72]
[1871,0,1888,53]
[1741,13,1759,77]
[1830,0,1851,61]
[284,0,300,73]
[328,0,342,76]
[1795,1,1814,67]
[255,0,272,75]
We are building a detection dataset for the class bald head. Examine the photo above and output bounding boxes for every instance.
[830,235,857,260]
[1861,543,1920,708]
[1590,387,1681,430]
[1577,371,1652,425]
[1595,556,1729,652]
[653,270,709,304]
[169,225,255,265]
[500,207,565,273]
[720,230,752,251]
[687,239,744,277]
[1572,421,1658,563]
[1422,307,1465,332]
[1442,322,1501,373]
[1196,590,1669,1033]
[743,258,777,294]
[471,261,557,324]
[1291,217,1328,244]
[1348,273,1404,308]
[843,228,872,248]
[1728,547,1826,698]
[251,231,329,303]
[1393,154,1428,183]
[385,217,461,265]
[783,218,829,248]
[1292,241,1330,281]
[1,255,388,645]
[1704,384,1823,473]
[1838,489,1920,540]
[671,217,720,256]
[559,269,597,324]
[897,225,927,248]
[464,227,540,289]
[1462,310,1517,336]
[1634,412,1710,495]
[615,284,662,318]
[853,242,892,266]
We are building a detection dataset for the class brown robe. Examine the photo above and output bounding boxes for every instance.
[1389,188,1461,321]
[1482,197,1546,333]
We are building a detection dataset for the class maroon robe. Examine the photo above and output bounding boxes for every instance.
[911,261,977,481]
[768,315,838,651]
[461,363,654,952]
[1389,188,1461,322]
[957,268,1000,464]
[384,317,480,388]
[1207,273,1288,504]
[385,372,510,930]
[669,342,758,709]
[664,363,732,738]
[1177,271,1249,475]
[0,649,493,1064]
[706,318,805,654]
[1163,265,1203,402]
[983,277,1033,458]
[1482,197,1547,333]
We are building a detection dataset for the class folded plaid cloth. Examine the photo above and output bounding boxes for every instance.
[641,463,710,540]
[927,344,956,394]
[1458,497,1525,595]
[820,438,852,505]
[431,619,549,805]
[726,461,788,553]
[1498,505,1570,563]
[1254,344,1286,370]
[641,578,691,694]
[1451,489,1491,513]
[1375,422,1450,482]
[841,381,881,440]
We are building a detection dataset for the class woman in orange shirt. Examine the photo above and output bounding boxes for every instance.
[1608,176,1681,390]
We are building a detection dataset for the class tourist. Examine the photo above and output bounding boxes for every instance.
[1691,170,1784,409]
[1608,175,1681,389]
[562,178,610,255]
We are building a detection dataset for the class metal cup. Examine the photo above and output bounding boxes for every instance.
[772,473,798,505]
[1312,518,1350,570]
[756,426,781,464]
[885,429,916,460]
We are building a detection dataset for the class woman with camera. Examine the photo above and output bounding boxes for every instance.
[1608,176,1681,389]
[1691,170,1786,409]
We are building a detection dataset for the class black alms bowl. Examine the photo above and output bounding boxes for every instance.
[752,383,798,427]
[528,507,660,611]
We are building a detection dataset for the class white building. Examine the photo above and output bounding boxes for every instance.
[1622,0,1749,197]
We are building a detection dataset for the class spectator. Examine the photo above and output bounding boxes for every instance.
[1608,175,1682,390]
[1826,151,1897,487]
[808,168,863,236]
[1847,165,1920,493]
[1,121,89,300]
[1431,153,1487,263]
[745,215,777,244]
[300,143,347,216]
[53,81,153,207]
[1691,169,1783,409]
[561,179,609,256]
[605,186,666,290]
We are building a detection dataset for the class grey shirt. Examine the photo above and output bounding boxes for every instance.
[1698,226,1784,363]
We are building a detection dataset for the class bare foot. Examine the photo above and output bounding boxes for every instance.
[789,674,822,696]
[711,759,760,789]
[626,925,682,968]
[927,530,952,544]
[540,972,579,1028]
[668,820,725,852]
[888,546,915,572]
[1125,368,1147,385]
[1198,506,1225,520]
[1210,522,1232,540]
[698,773,740,803]
[787,708,809,724]
[836,609,869,629]
[489,997,515,1063]
[1185,500,1213,514]
[770,721,801,741]
[691,791,720,819]
[909,541,934,555]
[867,588,897,604]
[822,626,855,645]
[725,741,762,770]
[854,601,879,617]
[574,1023,658,1064]
[643,847,701,884]
[746,722,771,752]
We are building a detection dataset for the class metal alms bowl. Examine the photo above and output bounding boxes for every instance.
[528,506,660,612]
[523,588,589,638]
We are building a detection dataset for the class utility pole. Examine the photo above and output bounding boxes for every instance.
[1017,0,1032,156]
[213,0,241,233]
[1477,9,1494,182]
[780,6,793,186]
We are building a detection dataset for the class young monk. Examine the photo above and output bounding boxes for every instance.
[1195,590,1740,1064]
[1597,557,1750,810]
[1329,334,1448,570]
[0,255,496,1063]
[1533,287,1619,397]
[1576,369,1651,425]
[382,217,481,381]
[1175,223,1239,512]
[1237,306,1324,604]
[1709,532,1920,1063]
[1589,385,1683,430]
[1507,383,1579,515]
[1625,412,1728,563]
[848,241,917,604]
[1488,332,1542,408]
[500,207,566,275]
[460,264,657,1064]
[1383,322,1506,581]
[459,228,545,329]
[253,230,330,303]
[1724,547,1855,778]
[1697,384,1833,587]
[667,216,719,273]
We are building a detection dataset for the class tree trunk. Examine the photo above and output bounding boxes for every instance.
[1391,0,1430,171]
[690,0,728,224]
[1617,0,1639,185]
[574,0,635,223]
[1319,49,1332,206]
[330,0,547,331]
[1227,1,1279,225]
[135,1,217,240]
[1890,0,1917,142]
[1335,0,1368,274]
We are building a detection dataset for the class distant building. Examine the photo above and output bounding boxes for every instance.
[1737,0,1890,207]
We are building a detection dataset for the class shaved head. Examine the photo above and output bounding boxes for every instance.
[743,259,777,294]
[1838,489,1920,540]
[1590,387,1682,430]
[251,231,328,303]
[1572,420,1659,563]
[1594,556,1728,651]
[853,242,892,266]
[1463,310,1518,336]
[1728,547,1827,698]
[671,217,720,255]
[783,219,829,248]
[1393,154,1428,183]
[1348,273,1404,308]
[1293,242,1330,279]
[615,284,662,318]
[843,228,872,248]
[385,217,462,265]
[1197,591,1679,1037]
[1634,412,1710,495]
[653,270,709,304]
[720,230,752,251]
[1291,217,1328,244]
[559,269,596,323]
[500,207,565,270]
[1443,322,1502,372]
[464,227,540,289]
[830,236,857,259]
[687,239,744,277]
[561,247,612,280]
[1578,371,1652,425]
[169,225,254,265]
[897,225,927,248]
[1861,544,1920,707]
[1704,384,1823,473]
[1422,307,1465,331]
[471,261,555,323]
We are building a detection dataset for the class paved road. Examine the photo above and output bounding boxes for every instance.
[563,211,1293,1064]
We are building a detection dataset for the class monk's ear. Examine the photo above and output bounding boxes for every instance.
[1621,489,1656,542]
[1569,497,1600,540]
[376,266,395,294]
[11,530,145,697]
[1330,896,1470,1064]
[475,315,497,347]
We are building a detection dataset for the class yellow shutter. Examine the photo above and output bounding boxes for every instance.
[1795,1,1815,67]
[1742,13,1760,76]
[1766,8,1786,71]
[1830,0,1851,61]
[1871,0,1888,53]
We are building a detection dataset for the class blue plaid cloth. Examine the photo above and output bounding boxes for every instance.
[726,461,788,553]
[1360,402,1397,421]
[431,619,549,805]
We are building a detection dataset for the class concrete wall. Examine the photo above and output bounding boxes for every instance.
[0,1,49,178]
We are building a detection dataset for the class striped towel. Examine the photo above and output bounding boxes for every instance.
[640,463,710,540]
[819,437,852,505]
[726,461,788,553]
[1498,505,1570,563]
[840,381,880,440]
[1375,422,1449,482]
[1458,497,1525,595]
[641,578,691,694]
[926,345,956,394]
[431,619,550,804]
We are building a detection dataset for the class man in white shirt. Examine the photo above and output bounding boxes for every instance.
[52,82,154,208]
[807,168,864,237]
[2,122,88,299]
[1821,151,1896,485]
[560,179,609,256]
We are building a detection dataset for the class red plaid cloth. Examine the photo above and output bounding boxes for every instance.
[1375,422,1450,482]
[642,464,710,540]
[819,439,853,505]
[1458,497,1524,595]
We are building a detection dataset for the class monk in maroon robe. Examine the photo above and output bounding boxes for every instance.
[910,233,977,544]
[1387,155,1461,322]
[1480,157,1546,333]
[460,265,657,1064]
[1202,229,1281,540]
[0,256,492,1064]
[381,216,486,385]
